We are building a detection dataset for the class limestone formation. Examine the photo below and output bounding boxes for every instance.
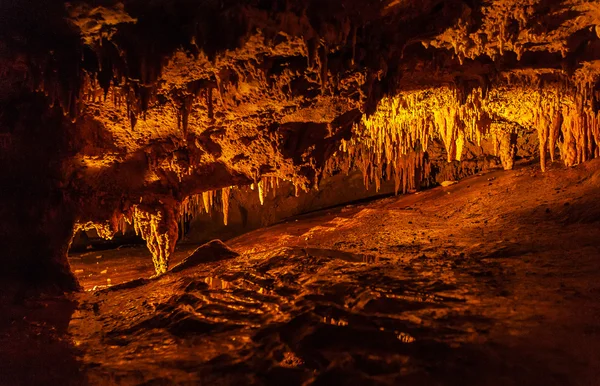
[2,0,600,284]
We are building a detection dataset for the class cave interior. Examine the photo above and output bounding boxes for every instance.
[1,0,600,384]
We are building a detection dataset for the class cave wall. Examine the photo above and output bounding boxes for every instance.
[0,92,79,290]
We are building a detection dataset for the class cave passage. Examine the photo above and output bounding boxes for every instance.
[2,0,600,384]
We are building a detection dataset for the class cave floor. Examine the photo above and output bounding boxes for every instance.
[3,160,600,385]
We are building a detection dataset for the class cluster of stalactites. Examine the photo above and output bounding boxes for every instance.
[361,87,490,165]
[180,188,230,227]
[73,221,117,241]
[179,177,285,228]
[532,85,600,172]
[328,137,431,195]
[358,83,600,175]
[73,207,133,244]
[153,152,194,182]
[251,176,283,204]
[323,86,488,193]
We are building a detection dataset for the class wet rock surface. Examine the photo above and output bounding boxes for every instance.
[47,160,600,385]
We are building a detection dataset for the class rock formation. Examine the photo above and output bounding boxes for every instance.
[1,0,600,288]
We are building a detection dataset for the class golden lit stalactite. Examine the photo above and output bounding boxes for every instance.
[269,177,278,198]
[73,207,134,246]
[261,176,279,199]
[560,104,581,167]
[533,85,599,169]
[257,179,265,205]
[560,85,600,167]
[361,87,490,165]
[323,82,600,200]
[131,202,179,275]
[221,187,231,226]
[180,187,233,227]
[392,150,430,195]
[455,131,466,162]
[202,191,211,213]
[293,182,303,197]
[181,194,203,223]
[493,76,600,170]
[328,135,430,195]
[357,83,600,176]
[330,86,490,193]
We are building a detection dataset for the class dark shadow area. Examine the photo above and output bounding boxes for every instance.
[0,292,84,385]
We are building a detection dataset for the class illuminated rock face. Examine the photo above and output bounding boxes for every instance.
[1,0,600,286]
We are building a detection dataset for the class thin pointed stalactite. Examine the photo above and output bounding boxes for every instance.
[222,187,231,226]
[258,179,265,205]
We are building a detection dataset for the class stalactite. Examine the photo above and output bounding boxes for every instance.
[179,187,233,229]
[560,104,579,167]
[258,179,265,205]
[221,187,231,226]
[202,191,211,213]
[269,177,277,197]
[491,123,517,171]
[131,203,179,275]
[327,86,489,192]
[117,215,128,235]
